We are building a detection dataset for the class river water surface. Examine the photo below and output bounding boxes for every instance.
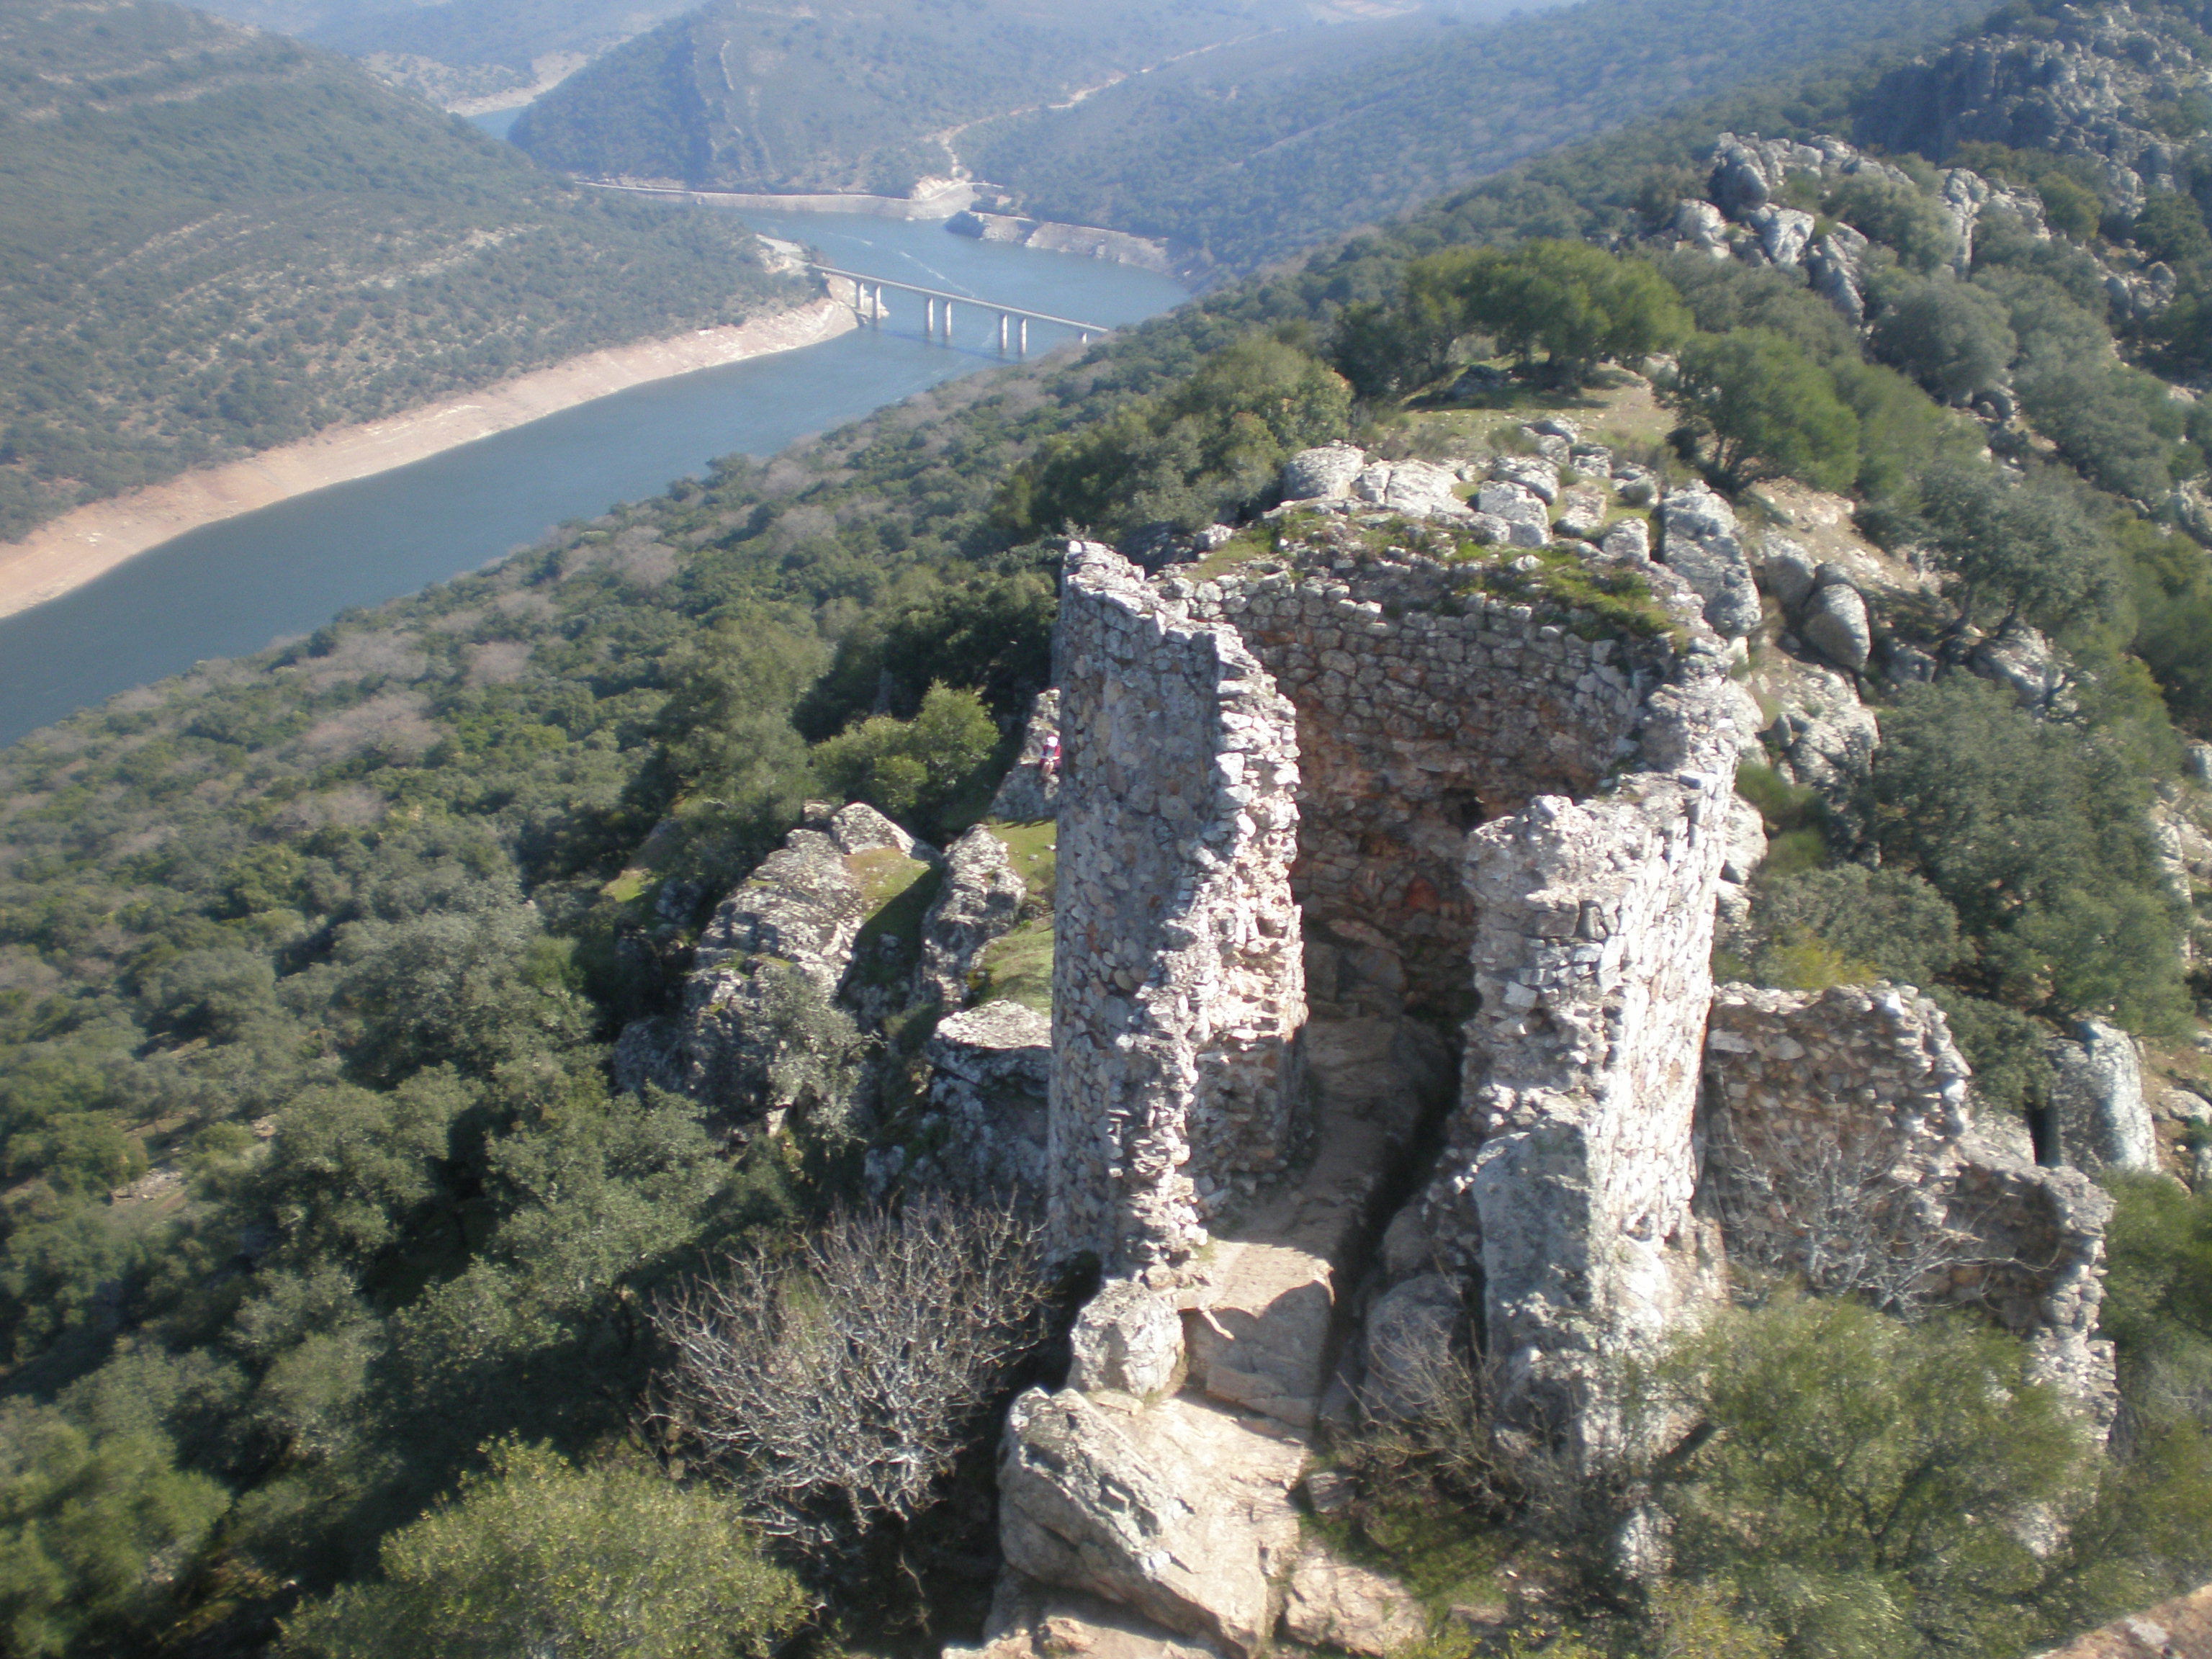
[0,210,1186,745]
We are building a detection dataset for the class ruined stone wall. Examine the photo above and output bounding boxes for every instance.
[1704,984,1973,1174]
[1703,982,2117,1426]
[1179,554,1664,1022]
[1048,545,1307,1269]
[1428,668,1741,1431]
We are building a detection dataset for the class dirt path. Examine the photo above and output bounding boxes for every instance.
[0,297,856,621]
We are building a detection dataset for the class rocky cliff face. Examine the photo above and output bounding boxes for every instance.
[1857,2,2210,218]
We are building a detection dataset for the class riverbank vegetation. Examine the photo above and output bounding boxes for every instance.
[6,3,2212,1653]
[0,0,804,544]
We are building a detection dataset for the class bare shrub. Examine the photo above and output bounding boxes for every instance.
[649,1200,1048,1554]
[1707,1127,1984,1316]
[1348,1327,1614,1552]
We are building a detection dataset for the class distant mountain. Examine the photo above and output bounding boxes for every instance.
[0,0,803,541]
[960,0,2007,272]
[505,0,1404,197]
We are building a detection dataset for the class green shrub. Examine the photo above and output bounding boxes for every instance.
[1665,329,1860,493]
[279,1441,806,1659]
[809,683,1001,834]
[1644,1295,2090,1659]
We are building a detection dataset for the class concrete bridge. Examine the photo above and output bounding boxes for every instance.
[809,263,1111,354]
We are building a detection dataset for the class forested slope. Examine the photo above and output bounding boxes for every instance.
[507,0,1335,197]
[963,0,2002,271]
[0,0,802,543]
[8,1,2212,1655]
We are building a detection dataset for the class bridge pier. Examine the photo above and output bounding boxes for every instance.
[943,299,953,343]
[1018,316,1029,356]
[998,313,1008,353]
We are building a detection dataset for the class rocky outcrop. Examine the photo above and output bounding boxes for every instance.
[2050,1018,2157,1173]
[1658,484,1761,639]
[910,1001,1053,1196]
[1858,5,2206,221]
[920,826,1026,1009]
[1280,444,1368,503]
[990,690,1063,822]
[998,1388,1305,1659]
[622,801,933,1112]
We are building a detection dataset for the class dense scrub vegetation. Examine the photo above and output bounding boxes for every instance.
[0,0,801,542]
[8,4,2212,1653]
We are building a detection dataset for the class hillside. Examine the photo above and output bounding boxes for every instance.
[191,0,706,111]
[505,0,1387,197]
[7,1,2212,1655]
[961,0,2005,271]
[0,0,805,544]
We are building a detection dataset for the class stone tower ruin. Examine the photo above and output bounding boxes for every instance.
[1048,534,1742,1413]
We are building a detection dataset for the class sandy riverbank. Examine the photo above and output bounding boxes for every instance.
[0,297,857,621]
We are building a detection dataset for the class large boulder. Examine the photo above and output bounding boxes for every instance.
[1069,1279,1185,1397]
[999,1389,1305,1659]
[1757,536,1819,613]
[1475,481,1550,547]
[2050,1020,2157,1173]
[1970,626,2064,712]
[1281,1545,1428,1655]
[1801,576,1872,672]
[919,826,1025,1009]
[1280,444,1367,502]
[1489,454,1561,503]
[1351,459,1471,521]
[1658,485,1762,638]
[1600,518,1651,562]
[1554,486,1609,540]
[1752,204,1817,267]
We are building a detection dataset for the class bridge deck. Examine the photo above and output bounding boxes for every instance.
[809,264,1110,333]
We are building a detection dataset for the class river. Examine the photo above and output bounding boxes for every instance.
[0,207,1186,745]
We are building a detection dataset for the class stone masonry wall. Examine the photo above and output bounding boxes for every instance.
[1436,667,1743,1434]
[1048,544,1307,1268]
[1703,983,2116,1426]
[1179,554,1666,1022]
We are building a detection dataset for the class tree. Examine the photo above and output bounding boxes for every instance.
[810,681,999,829]
[1825,174,1957,272]
[1871,276,2017,408]
[1665,329,1860,492]
[2132,192,2212,269]
[0,1406,229,1658]
[1413,240,1689,387]
[1743,865,1962,991]
[1914,460,2121,633]
[279,1441,806,1659]
[1865,678,2187,1029]
[1643,1296,2090,1659]
[650,1200,1046,1556]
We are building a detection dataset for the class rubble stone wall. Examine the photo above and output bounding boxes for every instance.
[1702,982,2116,1426]
[1704,984,1972,1172]
[1179,554,1665,1021]
[1048,545,1307,1268]
[1441,674,1741,1426]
